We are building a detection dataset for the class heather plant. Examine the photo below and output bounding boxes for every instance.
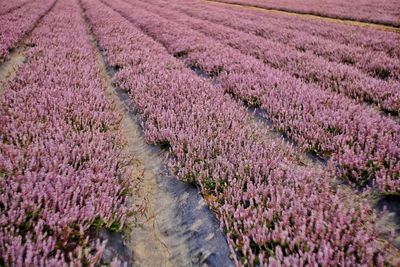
[134,0,400,114]
[0,0,130,264]
[149,0,400,81]
[102,0,400,193]
[82,0,386,265]
[211,0,400,27]
[0,0,55,63]
[0,0,31,16]
[162,0,400,60]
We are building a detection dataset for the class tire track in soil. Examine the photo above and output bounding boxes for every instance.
[80,1,234,265]
[0,0,58,94]
[202,0,400,33]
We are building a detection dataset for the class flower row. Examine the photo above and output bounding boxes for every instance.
[83,0,385,265]
[212,0,400,27]
[0,0,55,62]
[103,0,400,193]
[132,0,400,114]
[158,0,400,81]
[0,0,31,16]
[0,0,129,265]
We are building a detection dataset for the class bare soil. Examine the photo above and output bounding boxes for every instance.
[0,46,26,94]
[83,5,233,265]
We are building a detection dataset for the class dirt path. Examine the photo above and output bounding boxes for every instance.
[91,40,180,265]
[81,3,233,265]
[0,46,26,94]
[0,0,58,95]
[106,88,185,266]
[202,0,400,33]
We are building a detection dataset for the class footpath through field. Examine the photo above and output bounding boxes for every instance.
[80,0,234,265]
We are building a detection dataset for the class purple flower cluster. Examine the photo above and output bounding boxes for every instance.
[134,0,400,114]
[0,0,56,63]
[0,0,31,16]
[103,0,400,193]
[0,0,129,265]
[155,0,400,82]
[211,0,400,27]
[83,0,386,265]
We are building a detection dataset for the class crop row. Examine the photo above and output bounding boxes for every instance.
[0,0,55,63]
[156,0,400,81]
[102,0,400,193]
[211,0,400,27]
[83,0,386,265]
[182,0,400,60]
[135,0,400,114]
[0,0,31,16]
[0,0,129,265]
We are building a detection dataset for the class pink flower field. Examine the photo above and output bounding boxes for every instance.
[0,0,399,266]
[211,0,400,27]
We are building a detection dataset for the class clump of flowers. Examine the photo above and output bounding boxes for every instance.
[0,0,130,265]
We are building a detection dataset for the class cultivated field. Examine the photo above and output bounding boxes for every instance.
[0,0,399,266]
[209,0,400,27]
